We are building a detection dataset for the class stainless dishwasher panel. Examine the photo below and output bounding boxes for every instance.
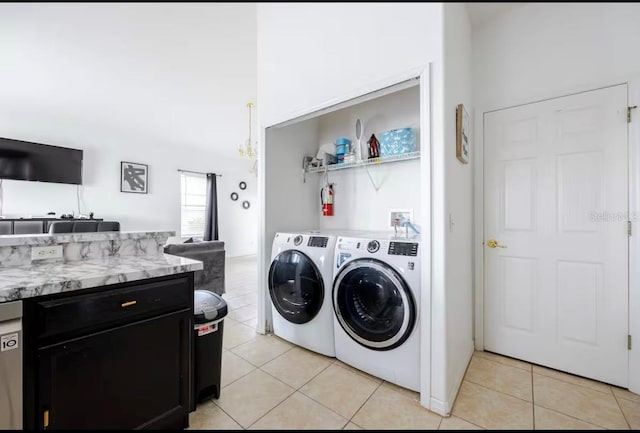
[0,301,22,430]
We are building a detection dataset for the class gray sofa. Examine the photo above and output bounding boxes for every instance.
[164,240,226,295]
[49,221,121,233]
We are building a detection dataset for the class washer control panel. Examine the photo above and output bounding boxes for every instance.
[308,236,329,248]
[388,242,419,257]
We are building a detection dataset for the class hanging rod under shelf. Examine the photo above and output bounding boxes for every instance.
[306,151,421,173]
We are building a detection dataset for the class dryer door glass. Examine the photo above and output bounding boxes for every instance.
[268,250,325,324]
[333,258,415,351]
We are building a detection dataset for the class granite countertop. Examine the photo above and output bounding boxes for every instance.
[0,253,203,303]
[0,230,174,247]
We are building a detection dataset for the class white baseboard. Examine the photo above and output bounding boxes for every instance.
[429,396,448,416]
[431,342,475,417]
[445,342,475,415]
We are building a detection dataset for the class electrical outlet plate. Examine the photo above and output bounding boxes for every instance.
[388,208,413,229]
[31,245,63,261]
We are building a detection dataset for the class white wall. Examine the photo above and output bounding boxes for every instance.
[257,3,443,127]
[473,3,640,111]
[257,2,445,412]
[438,3,474,415]
[0,3,258,257]
[472,2,640,394]
[264,118,320,259]
[316,87,421,232]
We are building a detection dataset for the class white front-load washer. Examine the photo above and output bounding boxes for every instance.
[332,232,421,391]
[268,231,337,357]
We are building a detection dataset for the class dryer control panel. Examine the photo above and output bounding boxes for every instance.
[388,242,419,257]
[308,236,329,248]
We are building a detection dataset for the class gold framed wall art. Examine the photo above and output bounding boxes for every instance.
[456,103,470,164]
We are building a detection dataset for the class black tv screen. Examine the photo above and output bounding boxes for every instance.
[0,137,83,185]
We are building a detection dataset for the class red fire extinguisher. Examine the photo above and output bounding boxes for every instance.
[321,182,334,216]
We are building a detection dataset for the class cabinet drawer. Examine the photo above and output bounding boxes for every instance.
[36,309,191,430]
[35,276,191,339]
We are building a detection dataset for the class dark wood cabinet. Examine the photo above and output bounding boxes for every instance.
[23,273,194,430]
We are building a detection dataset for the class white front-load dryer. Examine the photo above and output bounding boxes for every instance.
[332,233,421,391]
[269,232,337,357]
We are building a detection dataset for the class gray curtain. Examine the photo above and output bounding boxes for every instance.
[203,173,219,241]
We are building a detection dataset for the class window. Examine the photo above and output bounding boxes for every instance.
[180,173,207,240]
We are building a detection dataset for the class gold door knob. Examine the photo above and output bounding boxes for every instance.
[487,239,507,249]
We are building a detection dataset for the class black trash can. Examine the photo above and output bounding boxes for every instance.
[193,290,228,407]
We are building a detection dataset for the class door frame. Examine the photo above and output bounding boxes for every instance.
[473,82,639,393]
[257,65,434,409]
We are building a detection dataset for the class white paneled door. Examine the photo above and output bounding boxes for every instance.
[484,85,629,387]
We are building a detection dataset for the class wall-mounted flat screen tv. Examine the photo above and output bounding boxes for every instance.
[0,137,83,185]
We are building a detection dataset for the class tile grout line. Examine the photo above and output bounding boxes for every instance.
[223,332,258,351]
[532,370,614,396]
[245,353,400,426]
[258,359,361,425]
[332,360,385,385]
[243,385,297,430]
[447,415,485,430]
[610,385,633,430]
[347,380,384,426]
[219,351,258,391]
[215,257,259,429]
[474,352,616,398]
[442,379,485,428]
[245,358,344,429]
[445,381,494,430]
[209,398,247,430]
[447,408,487,430]
[220,367,256,392]
[473,351,532,371]
[462,377,535,405]
[531,371,632,429]
[258,352,333,392]
[448,357,488,431]
[346,420,365,430]
[534,404,613,430]
[472,352,532,373]
[222,337,295,388]
[443,381,487,429]
[215,353,297,430]
[531,366,536,430]
[232,343,296,369]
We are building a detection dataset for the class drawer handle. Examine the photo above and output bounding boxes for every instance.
[121,300,137,308]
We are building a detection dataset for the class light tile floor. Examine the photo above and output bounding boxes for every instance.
[188,255,640,430]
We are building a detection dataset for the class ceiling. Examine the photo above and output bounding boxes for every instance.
[465,3,526,28]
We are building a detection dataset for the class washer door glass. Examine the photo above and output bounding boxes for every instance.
[269,250,324,324]
[333,258,415,351]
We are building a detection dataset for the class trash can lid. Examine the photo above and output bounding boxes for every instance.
[194,290,228,324]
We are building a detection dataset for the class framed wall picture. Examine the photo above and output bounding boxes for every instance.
[456,103,470,164]
[120,161,148,194]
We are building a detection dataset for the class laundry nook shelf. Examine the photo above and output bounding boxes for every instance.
[307,151,421,173]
